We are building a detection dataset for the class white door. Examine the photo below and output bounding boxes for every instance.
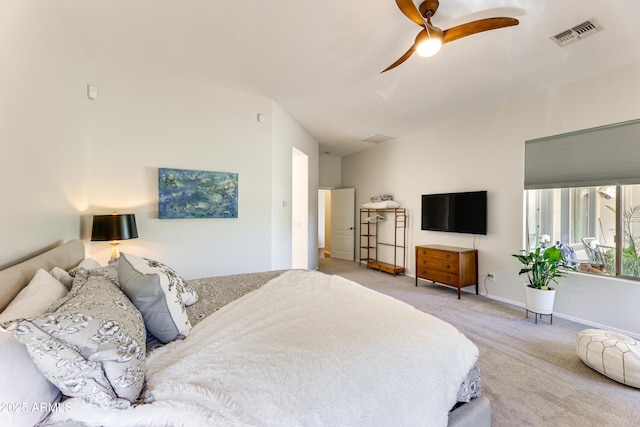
[331,188,355,261]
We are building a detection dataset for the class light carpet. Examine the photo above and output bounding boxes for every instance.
[318,258,640,427]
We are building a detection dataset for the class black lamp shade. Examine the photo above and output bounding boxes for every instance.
[91,214,138,241]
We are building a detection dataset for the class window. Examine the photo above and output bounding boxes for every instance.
[525,185,640,279]
[524,119,640,280]
[620,186,640,277]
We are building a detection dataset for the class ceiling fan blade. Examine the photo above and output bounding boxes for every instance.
[382,43,417,73]
[395,0,425,26]
[442,17,519,44]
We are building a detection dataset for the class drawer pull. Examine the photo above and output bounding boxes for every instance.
[446,254,451,259]
[446,265,451,270]
[447,276,451,281]
[422,260,427,265]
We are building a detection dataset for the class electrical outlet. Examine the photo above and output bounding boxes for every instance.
[487,272,496,281]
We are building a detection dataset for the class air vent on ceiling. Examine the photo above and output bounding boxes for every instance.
[362,134,394,144]
[551,18,603,47]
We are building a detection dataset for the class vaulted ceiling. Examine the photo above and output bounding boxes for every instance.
[58,0,640,156]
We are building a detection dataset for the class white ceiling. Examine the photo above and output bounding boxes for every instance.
[57,0,640,157]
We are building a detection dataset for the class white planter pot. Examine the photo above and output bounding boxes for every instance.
[523,283,556,315]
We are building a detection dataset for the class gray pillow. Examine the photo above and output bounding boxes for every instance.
[118,253,192,343]
[131,256,197,306]
[109,257,197,305]
[6,272,146,409]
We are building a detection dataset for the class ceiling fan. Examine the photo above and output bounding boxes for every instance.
[382,0,519,72]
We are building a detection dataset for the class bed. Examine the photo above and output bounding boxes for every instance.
[0,240,490,427]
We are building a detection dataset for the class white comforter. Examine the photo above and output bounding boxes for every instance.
[48,270,478,427]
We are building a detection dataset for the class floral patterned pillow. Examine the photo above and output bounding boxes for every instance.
[67,258,102,276]
[118,253,192,343]
[143,257,198,306]
[6,272,146,409]
[88,261,121,287]
[107,257,198,306]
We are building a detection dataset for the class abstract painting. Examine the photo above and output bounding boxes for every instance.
[158,168,238,219]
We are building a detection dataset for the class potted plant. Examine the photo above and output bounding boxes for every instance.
[512,246,573,318]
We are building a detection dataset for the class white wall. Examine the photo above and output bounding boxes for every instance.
[85,61,304,279]
[271,103,319,271]
[0,1,320,278]
[0,0,89,267]
[342,60,640,337]
[319,154,341,189]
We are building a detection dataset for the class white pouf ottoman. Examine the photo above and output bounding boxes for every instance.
[576,329,640,388]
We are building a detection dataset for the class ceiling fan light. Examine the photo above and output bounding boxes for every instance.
[416,38,442,57]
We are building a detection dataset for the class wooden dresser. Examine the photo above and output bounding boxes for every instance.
[415,245,478,299]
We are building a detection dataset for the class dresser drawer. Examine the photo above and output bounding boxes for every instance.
[416,247,430,258]
[423,269,459,286]
[416,256,457,273]
[424,249,459,263]
[417,247,459,261]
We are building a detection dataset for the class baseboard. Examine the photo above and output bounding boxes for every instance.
[482,293,640,339]
[408,273,639,339]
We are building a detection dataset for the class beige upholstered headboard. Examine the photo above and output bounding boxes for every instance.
[0,240,85,312]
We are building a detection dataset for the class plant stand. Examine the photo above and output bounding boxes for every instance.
[525,309,553,324]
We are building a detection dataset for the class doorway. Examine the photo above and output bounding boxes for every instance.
[318,189,332,258]
[292,148,309,269]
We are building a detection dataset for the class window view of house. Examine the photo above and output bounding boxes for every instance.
[526,184,640,279]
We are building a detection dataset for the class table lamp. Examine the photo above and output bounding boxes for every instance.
[91,212,139,260]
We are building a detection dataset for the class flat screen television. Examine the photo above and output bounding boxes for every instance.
[421,191,487,235]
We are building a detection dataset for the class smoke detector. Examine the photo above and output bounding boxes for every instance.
[551,18,603,47]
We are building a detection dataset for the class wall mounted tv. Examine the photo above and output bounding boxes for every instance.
[421,191,487,235]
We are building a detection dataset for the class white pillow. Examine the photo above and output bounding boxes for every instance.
[0,328,61,427]
[0,269,68,323]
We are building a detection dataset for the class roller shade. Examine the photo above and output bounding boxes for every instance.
[525,119,640,189]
